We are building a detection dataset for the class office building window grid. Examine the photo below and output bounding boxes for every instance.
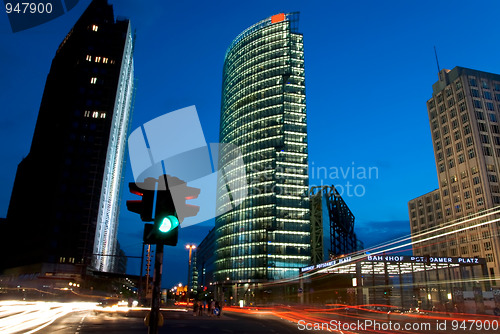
[409,67,500,279]
[215,14,310,282]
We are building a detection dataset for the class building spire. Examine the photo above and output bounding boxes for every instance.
[434,45,441,74]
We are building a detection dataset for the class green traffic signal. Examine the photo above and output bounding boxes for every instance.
[136,175,200,246]
[158,215,179,233]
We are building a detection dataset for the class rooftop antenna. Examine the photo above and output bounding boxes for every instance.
[434,45,441,73]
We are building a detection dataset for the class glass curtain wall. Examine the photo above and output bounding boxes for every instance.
[215,13,310,283]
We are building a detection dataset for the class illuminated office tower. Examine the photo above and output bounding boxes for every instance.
[3,0,134,273]
[409,67,500,281]
[215,13,310,283]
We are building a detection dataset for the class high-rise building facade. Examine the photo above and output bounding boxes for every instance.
[2,0,134,273]
[409,67,500,281]
[215,13,310,283]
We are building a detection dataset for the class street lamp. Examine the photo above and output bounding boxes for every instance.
[186,244,196,300]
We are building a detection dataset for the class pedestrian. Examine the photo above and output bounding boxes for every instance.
[210,300,215,317]
[215,300,222,317]
[193,300,198,316]
[198,301,203,316]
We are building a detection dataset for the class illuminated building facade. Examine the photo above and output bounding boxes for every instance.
[2,0,134,273]
[215,13,310,283]
[409,67,500,284]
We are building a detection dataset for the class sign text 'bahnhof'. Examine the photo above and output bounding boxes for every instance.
[300,254,486,273]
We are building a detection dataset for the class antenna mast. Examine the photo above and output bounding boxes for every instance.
[434,46,441,73]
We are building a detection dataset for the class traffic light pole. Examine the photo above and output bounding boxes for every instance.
[149,243,164,334]
[127,175,200,333]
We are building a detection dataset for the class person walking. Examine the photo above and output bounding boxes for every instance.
[215,300,221,317]
[198,301,203,316]
[210,300,215,317]
[193,300,198,316]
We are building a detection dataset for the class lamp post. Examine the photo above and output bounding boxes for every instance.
[186,244,196,300]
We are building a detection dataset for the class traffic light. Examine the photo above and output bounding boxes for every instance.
[126,178,155,222]
[131,175,200,246]
[169,178,200,223]
[151,183,179,246]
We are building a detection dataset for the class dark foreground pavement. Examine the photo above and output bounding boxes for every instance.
[35,308,307,334]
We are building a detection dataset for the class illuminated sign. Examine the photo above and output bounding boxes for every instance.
[271,13,285,24]
[366,255,485,265]
[301,255,485,273]
[301,256,352,272]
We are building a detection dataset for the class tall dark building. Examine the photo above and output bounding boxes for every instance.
[195,228,216,292]
[215,13,310,283]
[2,0,134,273]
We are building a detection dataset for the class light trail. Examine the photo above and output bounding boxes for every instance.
[242,207,500,295]
[0,301,96,334]
[225,304,500,334]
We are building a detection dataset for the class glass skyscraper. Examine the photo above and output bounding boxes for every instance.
[215,13,310,283]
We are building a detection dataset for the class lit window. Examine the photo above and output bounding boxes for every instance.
[92,25,98,32]
[90,77,97,84]
[103,57,108,64]
[84,110,90,117]
[100,112,106,119]
[92,111,99,118]
[95,56,101,63]
[86,55,92,61]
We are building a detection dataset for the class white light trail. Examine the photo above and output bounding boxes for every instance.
[0,301,95,334]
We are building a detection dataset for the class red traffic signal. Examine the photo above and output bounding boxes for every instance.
[166,176,200,222]
[126,178,156,222]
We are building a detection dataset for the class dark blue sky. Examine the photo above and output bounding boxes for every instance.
[2,0,500,288]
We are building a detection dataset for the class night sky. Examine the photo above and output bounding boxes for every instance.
[1,0,500,288]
